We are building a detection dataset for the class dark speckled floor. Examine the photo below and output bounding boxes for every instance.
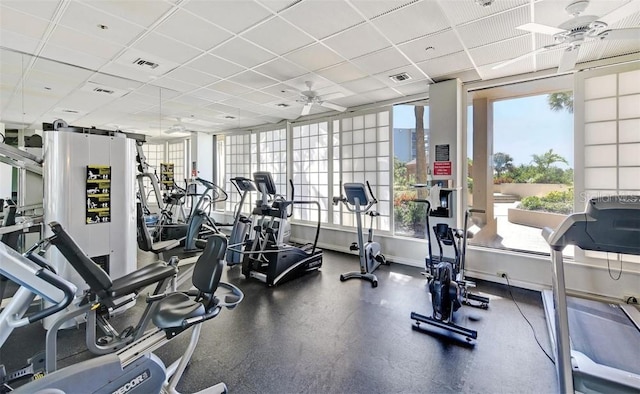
[1,249,558,393]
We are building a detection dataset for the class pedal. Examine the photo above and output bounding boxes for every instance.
[97,335,114,345]
[119,326,134,339]
[374,254,387,265]
[349,242,359,251]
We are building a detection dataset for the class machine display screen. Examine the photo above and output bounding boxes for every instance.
[344,183,368,206]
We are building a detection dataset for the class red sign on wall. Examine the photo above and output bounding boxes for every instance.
[433,161,452,176]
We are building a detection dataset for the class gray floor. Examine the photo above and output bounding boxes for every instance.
[1,249,558,393]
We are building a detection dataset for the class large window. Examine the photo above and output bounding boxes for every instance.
[168,140,187,188]
[337,111,391,231]
[468,90,574,255]
[392,104,429,238]
[141,143,164,204]
[224,133,252,214]
[258,128,287,195]
[292,121,329,223]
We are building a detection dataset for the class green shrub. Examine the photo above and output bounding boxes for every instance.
[520,189,573,214]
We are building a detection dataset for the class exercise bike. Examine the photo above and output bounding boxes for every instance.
[410,203,489,342]
[0,234,243,393]
[333,181,387,288]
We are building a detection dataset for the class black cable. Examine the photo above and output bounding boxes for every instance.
[606,252,622,281]
[503,274,555,365]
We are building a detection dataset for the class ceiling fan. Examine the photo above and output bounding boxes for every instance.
[493,0,640,72]
[297,81,347,116]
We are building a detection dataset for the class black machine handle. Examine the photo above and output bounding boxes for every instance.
[365,181,377,204]
[288,179,295,218]
[195,177,229,203]
[469,208,485,214]
[26,269,75,324]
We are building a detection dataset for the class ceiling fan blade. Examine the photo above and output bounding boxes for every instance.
[491,46,554,70]
[557,46,580,73]
[301,102,313,116]
[517,22,565,35]
[599,0,640,26]
[320,101,347,112]
[596,27,640,40]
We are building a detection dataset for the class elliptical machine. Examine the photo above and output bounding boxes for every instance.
[333,182,387,288]
[410,202,489,342]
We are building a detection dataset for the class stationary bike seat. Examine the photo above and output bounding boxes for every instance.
[152,293,205,329]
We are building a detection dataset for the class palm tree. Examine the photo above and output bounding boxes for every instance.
[548,92,573,113]
[493,152,514,177]
[531,149,568,171]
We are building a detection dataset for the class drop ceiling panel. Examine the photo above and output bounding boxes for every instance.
[240,90,281,105]
[478,58,534,80]
[134,85,181,100]
[285,44,346,71]
[241,17,314,55]
[165,67,220,87]
[1,0,62,20]
[341,76,388,94]
[133,32,202,64]
[280,1,364,39]
[469,34,531,66]
[323,24,390,59]
[187,54,244,79]
[457,6,530,49]
[182,1,273,34]
[331,93,375,108]
[365,87,402,102]
[228,70,279,90]
[103,96,155,112]
[57,2,145,46]
[167,95,212,108]
[0,30,42,54]
[152,76,199,93]
[316,62,368,84]
[254,58,308,82]
[598,37,640,61]
[155,9,232,51]
[190,88,231,103]
[533,0,629,30]
[260,84,300,100]
[374,64,426,87]
[435,68,481,83]
[416,51,474,78]
[40,42,111,71]
[351,47,411,75]
[87,73,143,91]
[282,74,333,92]
[393,80,428,96]
[208,80,252,96]
[0,6,50,41]
[439,0,528,26]
[350,0,417,19]
[372,1,449,43]
[397,29,464,63]
[81,0,173,29]
[47,25,124,59]
[210,37,275,69]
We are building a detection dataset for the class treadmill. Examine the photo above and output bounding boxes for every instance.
[542,196,640,393]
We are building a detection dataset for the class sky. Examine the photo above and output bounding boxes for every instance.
[393,94,574,168]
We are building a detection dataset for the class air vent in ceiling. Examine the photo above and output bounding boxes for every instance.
[389,72,412,82]
[93,87,114,94]
[132,58,160,69]
[61,109,79,113]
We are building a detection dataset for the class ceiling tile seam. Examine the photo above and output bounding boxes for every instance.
[366,0,421,20]
[344,0,433,87]
[435,0,483,80]
[453,1,530,29]
[266,0,303,14]
[391,27,454,47]
[1,0,71,116]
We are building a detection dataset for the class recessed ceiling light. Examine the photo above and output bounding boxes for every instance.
[97,24,109,30]
[224,115,236,120]
[44,87,51,90]
[276,103,289,108]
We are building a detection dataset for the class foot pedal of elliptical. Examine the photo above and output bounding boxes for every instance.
[349,242,359,251]
[119,326,134,339]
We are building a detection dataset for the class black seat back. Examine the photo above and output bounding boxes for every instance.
[1,205,20,250]
[49,222,112,295]
[136,202,154,252]
[192,235,226,296]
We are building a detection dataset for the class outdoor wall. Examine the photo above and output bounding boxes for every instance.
[496,183,569,198]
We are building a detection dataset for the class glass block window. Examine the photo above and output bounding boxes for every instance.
[580,67,640,264]
[141,143,164,204]
[292,121,329,223]
[168,140,187,188]
[332,119,341,225]
[337,110,391,231]
[258,128,287,196]
[224,133,252,214]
